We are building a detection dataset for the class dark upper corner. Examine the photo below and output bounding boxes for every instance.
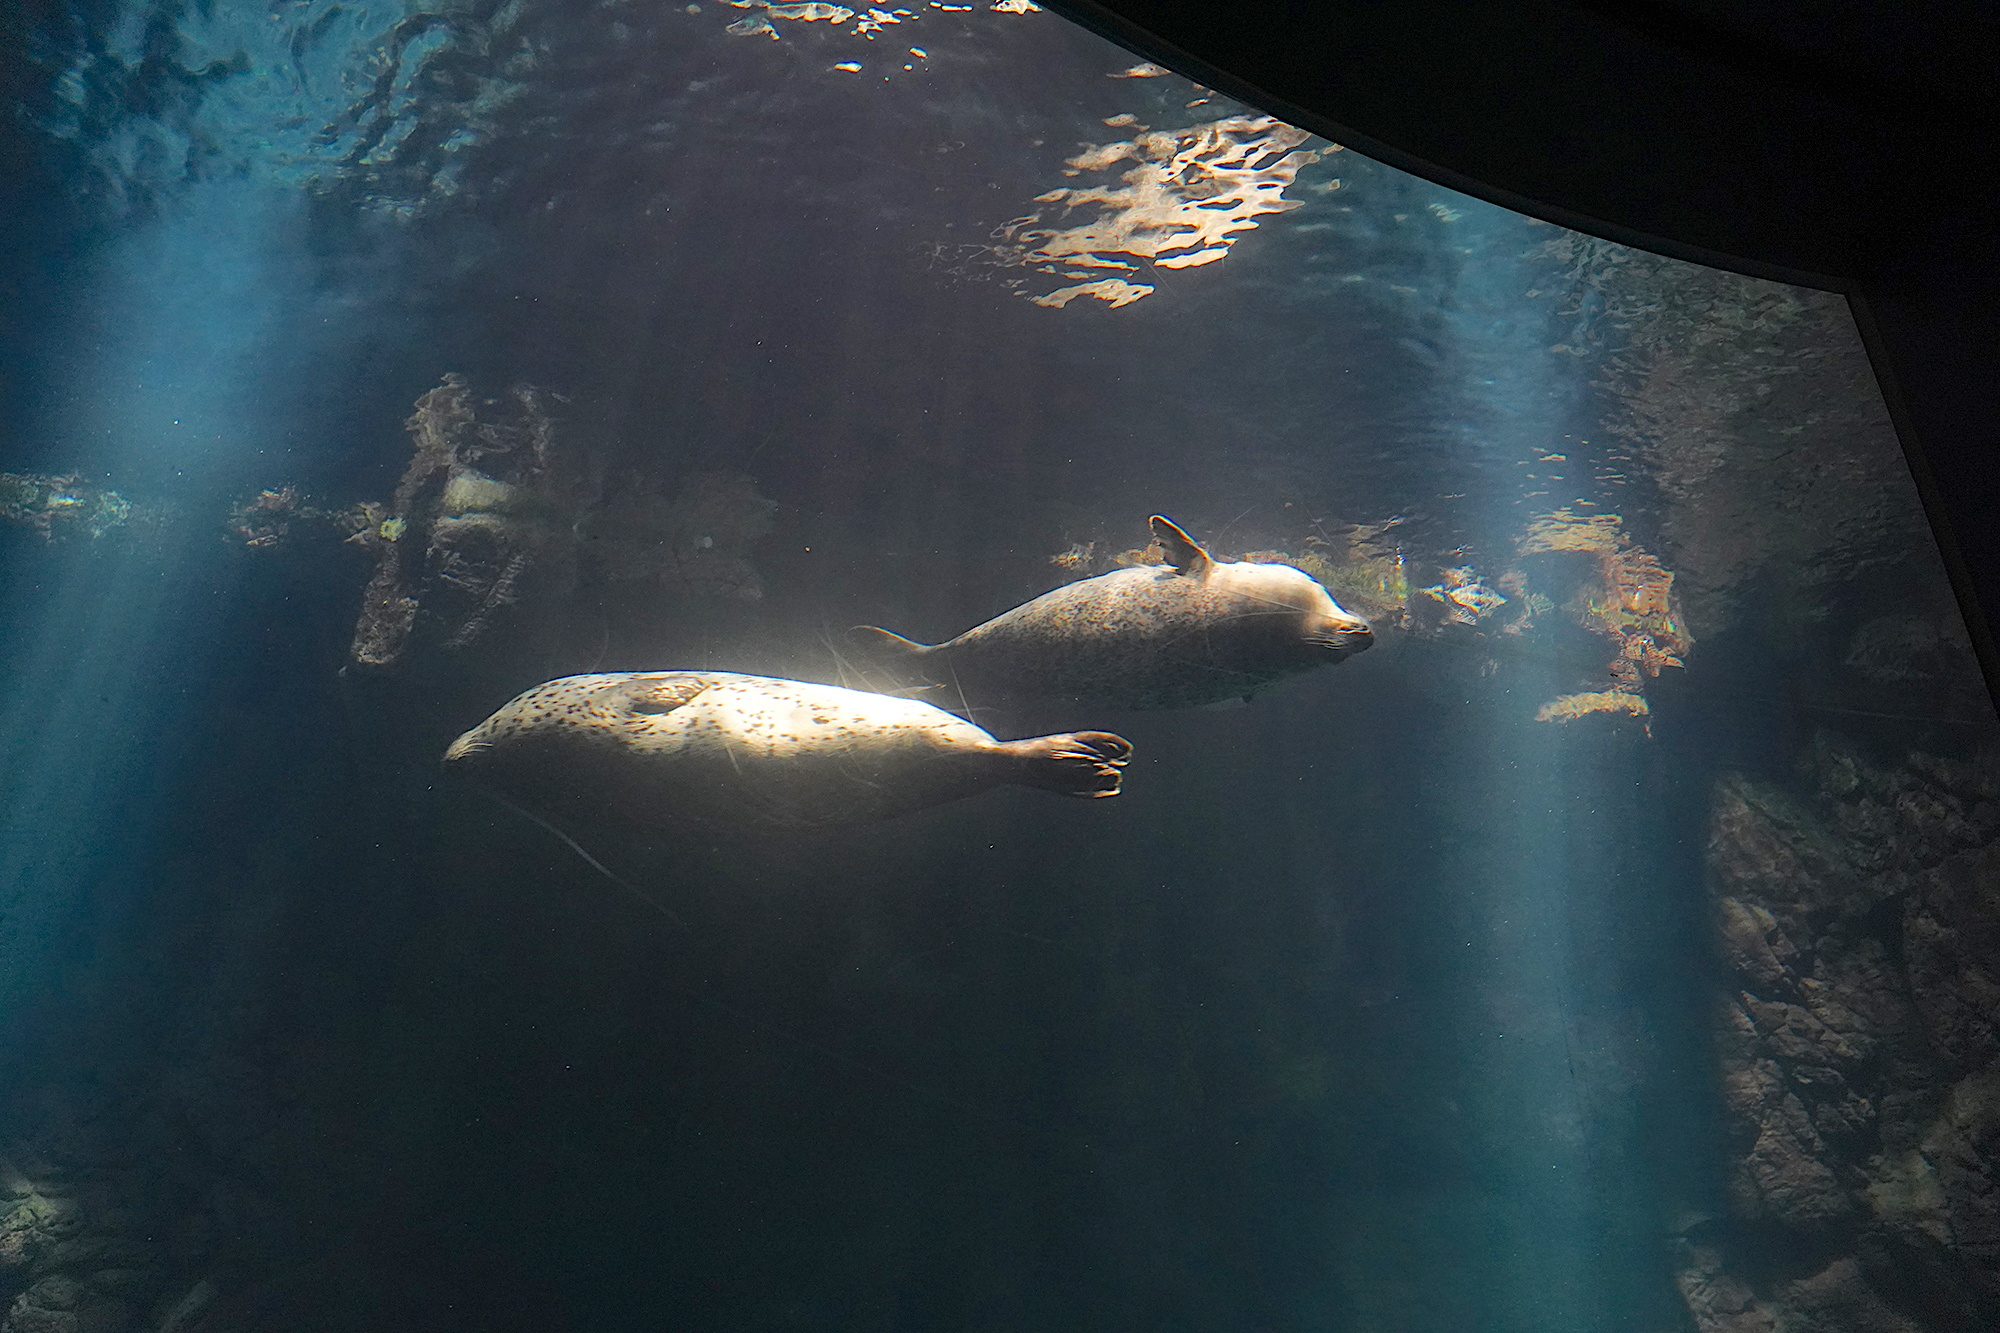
[1043,0,2000,704]
[1040,0,1998,283]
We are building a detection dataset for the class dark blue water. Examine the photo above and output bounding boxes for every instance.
[2,3,1990,1331]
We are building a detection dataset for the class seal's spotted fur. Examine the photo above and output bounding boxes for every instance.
[445,671,1132,831]
[852,515,1374,711]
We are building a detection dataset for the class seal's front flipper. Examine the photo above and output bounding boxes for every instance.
[1007,731,1133,798]
[1148,516,1213,575]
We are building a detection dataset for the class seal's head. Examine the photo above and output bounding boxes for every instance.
[1148,517,1373,665]
[1261,561,1373,660]
[443,672,708,787]
[1215,558,1375,665]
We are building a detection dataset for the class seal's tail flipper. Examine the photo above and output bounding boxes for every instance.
[1007,731,1133,798]
[844,625,951,701]
[847,625,936,659]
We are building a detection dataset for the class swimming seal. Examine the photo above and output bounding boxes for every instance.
[443,671,1133,831]
[851,516,1373,710]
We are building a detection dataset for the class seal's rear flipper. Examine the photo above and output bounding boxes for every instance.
[848,625,936,658]
[1007,731,1133,798]
[843,625,948,699]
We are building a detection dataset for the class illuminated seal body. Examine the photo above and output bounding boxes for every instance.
[852,516,1374,711]
[443,671,1132,831]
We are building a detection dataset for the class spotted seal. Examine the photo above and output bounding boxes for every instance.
[443,671,1133,831]
[851,516,1373,710]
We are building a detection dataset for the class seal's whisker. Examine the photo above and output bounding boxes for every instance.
[946,660,976,722]
[477,788,687,929]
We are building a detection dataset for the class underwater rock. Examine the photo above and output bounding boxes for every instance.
[1903,850,2000,1071]
[1769,1256,1927,1333]
[1689,732,2000,1328]
[1715,897,1795,991]
[1673,1240,1777,1333]
[0,1130,173,1333]
[258,379,780,675]
[1844,615,1978,685]
[347,375,588,670]
[1924,1062,2000,1280]
[0,1274,134,1333]
[347,375,481,669]
[225,487,299,549]
[1529,233,1915,647]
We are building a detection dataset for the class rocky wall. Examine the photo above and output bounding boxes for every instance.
[1683,731,2000,1332]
